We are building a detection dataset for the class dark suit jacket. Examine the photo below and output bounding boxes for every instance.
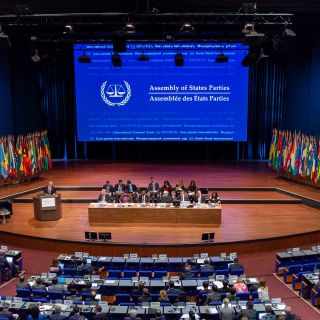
[102,184,114,193]
[194,196,205,204]
[98,194,113,202]
[16,282,31,290]
[124,317,141,320]
[138,194,150,203]
[200,264,214,271]
[43,186,57,195]
[114,183,126,192]
[92,313,108,320]
[48,284,65,292]
[32,284,47,291]
[206,291,221,304]
[0,310,14,320]
[178,194,189,202]
[229,263,244,272]
[147,182,160,193]
[49,314,67,320]
[235,309,257,320]
[125,184,138,193]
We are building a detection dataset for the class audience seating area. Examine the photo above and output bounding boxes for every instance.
[11,251,291,319]
[276,246,320,309]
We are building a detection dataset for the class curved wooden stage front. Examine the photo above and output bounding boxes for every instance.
[0,161,319,256]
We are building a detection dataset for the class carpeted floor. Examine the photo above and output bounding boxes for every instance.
[1,246,319,319]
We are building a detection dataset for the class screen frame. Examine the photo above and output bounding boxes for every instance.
[73,40,249,143]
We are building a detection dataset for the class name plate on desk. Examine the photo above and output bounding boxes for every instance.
[41,197,57,211]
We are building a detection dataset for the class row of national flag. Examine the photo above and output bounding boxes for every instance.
[269,128,320,183]
[0,130,52,179]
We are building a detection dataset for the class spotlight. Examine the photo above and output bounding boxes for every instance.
[123,23,135,33]
[180,23,195,33]
[63,24,74,35]
[215,53,228,63]
[273,28,296,53]
[31,49,41,63]
[78,52,91,63]
[175,52,184,66]
[137,51,150,61]
[243,31,266,47]
[112,53,122,67]
[242,23,255,34]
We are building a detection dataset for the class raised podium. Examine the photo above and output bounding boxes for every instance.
[33,194,62,221]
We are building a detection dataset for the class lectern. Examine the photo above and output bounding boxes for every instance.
[33,194,62,221]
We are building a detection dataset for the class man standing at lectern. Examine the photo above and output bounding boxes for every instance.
[43,180,57,195]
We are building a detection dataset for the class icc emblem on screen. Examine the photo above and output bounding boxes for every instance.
[100,81,131,106]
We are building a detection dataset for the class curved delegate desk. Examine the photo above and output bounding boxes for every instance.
[88,203,221,226]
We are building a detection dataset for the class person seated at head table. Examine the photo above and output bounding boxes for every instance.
[102,180,114,193]
[175,179,185,196]
[209,191,220,204]
[233,277,248,293]
[160,191,172,203]
[43,180,57,195]
[97,188,108,202]
[161,180,172,194]
[178,190,189,202]
[32,277,47,291]
[148,176,160,195]
[158,289,170,303]
[194,190,204,204]
[125,180,138,193]
[187,180,197,200]
[138,190,151,204]
[114,179,126,195]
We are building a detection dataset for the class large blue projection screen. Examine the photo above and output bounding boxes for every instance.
[74,42,248,142]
